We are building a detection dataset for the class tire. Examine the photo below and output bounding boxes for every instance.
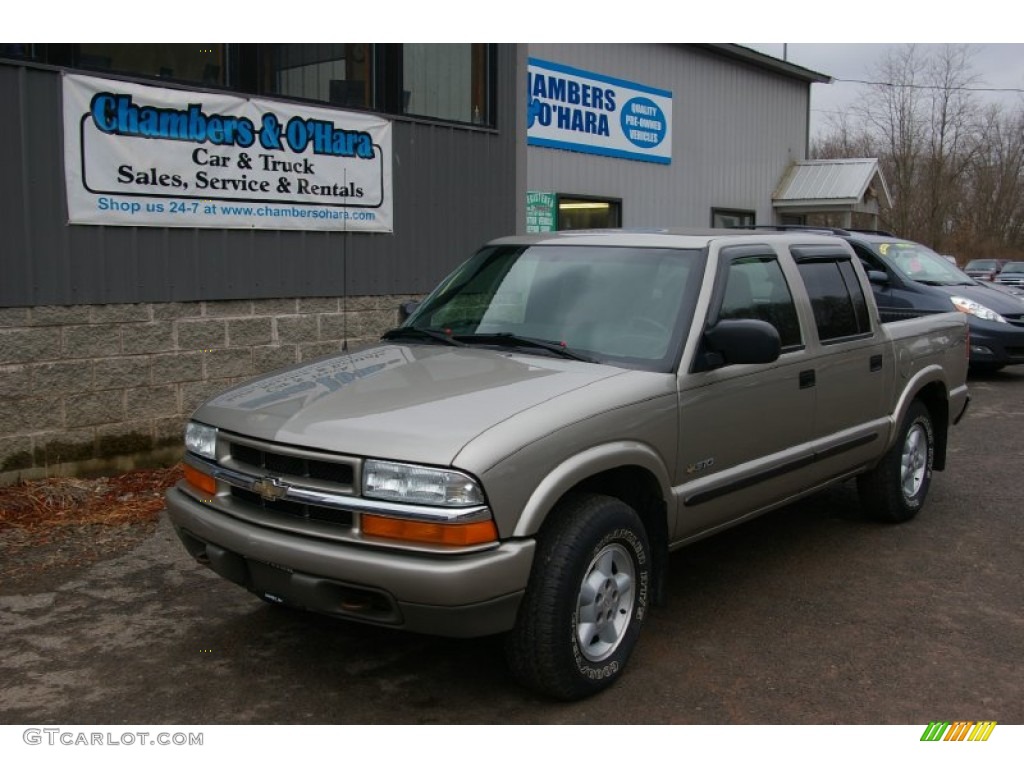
[504,493,651,700]
[857,401,934,523]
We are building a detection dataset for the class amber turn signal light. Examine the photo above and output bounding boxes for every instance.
[183,464,217,496]
[361,514,498,546]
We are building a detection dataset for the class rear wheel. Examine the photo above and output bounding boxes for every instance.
[505,493,651,700]
[857,401,934,523]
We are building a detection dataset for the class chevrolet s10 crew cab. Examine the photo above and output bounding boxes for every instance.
[166,229,970,699]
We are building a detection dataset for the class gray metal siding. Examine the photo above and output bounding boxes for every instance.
[0,46,518,307]
[526,43,810,227]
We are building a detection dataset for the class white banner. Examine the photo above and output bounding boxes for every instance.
[63,73,393,232]
[527,58,672,165]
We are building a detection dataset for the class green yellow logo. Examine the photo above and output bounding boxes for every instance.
[920,721,996,742]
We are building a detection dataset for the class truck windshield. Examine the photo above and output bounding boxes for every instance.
[873,241,974,286]
[403,244,705,371]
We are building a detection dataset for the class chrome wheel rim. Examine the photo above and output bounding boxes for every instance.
[901,422,928,499]
[576,542,636,662]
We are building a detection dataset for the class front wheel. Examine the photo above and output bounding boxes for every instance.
[505,494,651,700]
[857,401,935,523]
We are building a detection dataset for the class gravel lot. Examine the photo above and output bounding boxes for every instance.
[1,370,1022,726]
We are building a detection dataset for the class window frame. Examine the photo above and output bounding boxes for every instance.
[21,43,498,129]
[706,245,805,353]
[556,194,622,230]
[398,43,493,125]
[791,247,875,345]
[711,208,756,229]
[59,43,232,89]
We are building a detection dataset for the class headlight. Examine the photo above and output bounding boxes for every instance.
[950,296,1007,323]
[363,460,485,507]
[184,421,218,460]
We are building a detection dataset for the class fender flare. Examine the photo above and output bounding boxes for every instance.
[887,363,951,460]
[512,441,673,538]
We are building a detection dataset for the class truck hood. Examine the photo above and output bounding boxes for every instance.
[193,344,628,465]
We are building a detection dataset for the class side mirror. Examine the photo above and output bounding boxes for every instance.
[398,301,421,323]
[867,270,889,286]
[700,319,780,370]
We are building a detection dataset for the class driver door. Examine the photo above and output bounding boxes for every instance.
[673,244,816,541]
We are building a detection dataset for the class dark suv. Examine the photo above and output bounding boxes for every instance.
[964,258,1008,281]
[736,227,1024,372]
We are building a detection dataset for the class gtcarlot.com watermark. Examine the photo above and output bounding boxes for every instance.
[23,728,203,747]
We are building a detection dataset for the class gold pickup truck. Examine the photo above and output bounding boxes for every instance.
[166,229,970,700]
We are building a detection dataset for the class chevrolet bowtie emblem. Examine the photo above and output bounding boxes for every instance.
[252,476,289,502]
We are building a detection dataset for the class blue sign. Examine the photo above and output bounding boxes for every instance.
[527,58,672,165]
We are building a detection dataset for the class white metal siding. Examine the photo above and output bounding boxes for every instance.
[526,44,810,228]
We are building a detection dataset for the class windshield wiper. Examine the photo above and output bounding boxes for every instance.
[915,279,973,287]
[454,332,596,362]
[381,327,465,346]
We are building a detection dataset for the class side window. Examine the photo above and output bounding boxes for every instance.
[851,243,886,276]
[717,255,802,349]
[797,259,872,343]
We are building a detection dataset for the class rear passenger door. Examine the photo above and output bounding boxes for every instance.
[791,246,892,473]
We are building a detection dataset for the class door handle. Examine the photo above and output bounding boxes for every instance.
[870,354,883,372]
[799,369,816,389]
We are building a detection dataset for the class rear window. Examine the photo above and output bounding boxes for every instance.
[796,258,872,343]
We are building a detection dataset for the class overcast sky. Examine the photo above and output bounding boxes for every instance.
[741,43,1024,138]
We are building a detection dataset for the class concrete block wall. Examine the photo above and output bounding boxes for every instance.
[0,295,418,482]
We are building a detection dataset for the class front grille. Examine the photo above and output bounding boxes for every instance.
[228,441,355,486]
[230,487,354,527]
[215,436,360,531]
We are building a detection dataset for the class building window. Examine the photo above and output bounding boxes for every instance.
[75,44,227,86]
[711,208,755,228]
[402,44,489,124]
[29,43,495,128]
[259,44,373,109]
[558,196,621,230]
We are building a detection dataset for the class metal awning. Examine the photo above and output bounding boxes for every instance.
[773,158,892,215]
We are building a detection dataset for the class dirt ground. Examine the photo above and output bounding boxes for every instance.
[0,466,181,594]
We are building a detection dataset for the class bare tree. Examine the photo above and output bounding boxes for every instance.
[862,45,928,239]
[919,45,982,251]
[811,111,876,160]
[809,44,1024,260]
[954,104,1024,256]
